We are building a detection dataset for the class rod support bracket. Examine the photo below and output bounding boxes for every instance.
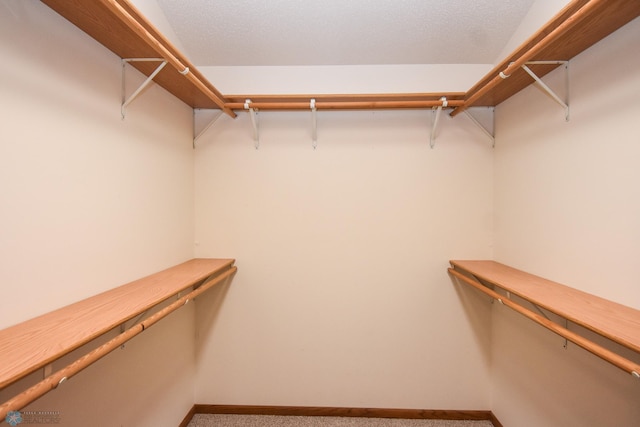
[43,364,53,379]
[463,107,495,147]
[193,109,224,148]
[430,97,447,148]
[121,58,168,119]
[244,99,260,149]
[311,98,317,149]
[521,61,570,121]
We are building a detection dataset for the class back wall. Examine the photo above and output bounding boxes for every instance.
[193,98,495,409]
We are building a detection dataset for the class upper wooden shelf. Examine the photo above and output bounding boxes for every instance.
[448,260,640,377]
[40,0,232,114]
[226,93,466,111]
[460,0,640,111]
[0,258,235,389]
[40,0,640,114]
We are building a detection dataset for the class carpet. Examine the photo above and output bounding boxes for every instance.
[187,414,495,427]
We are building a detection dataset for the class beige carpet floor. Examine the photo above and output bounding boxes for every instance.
[187,414,494,427]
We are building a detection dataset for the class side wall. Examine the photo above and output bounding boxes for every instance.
[0,1,196,425]
[493,16,640,427]
[193,69,495,409]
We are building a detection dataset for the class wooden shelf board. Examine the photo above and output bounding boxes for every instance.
[225,93,466,104]
[39,0,640,113]
[450,260,640,354]
[41,0,226,110]
[226,93,466,111]
[466,0,640,107]
[0,258,235,389]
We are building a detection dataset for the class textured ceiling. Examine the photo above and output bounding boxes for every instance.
[156,0,535,66]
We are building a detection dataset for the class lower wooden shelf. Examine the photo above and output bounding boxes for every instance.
[0,258,237,418]
[448,260,640,378]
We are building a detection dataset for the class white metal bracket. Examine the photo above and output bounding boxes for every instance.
[193,109,224,148]
[464,107,495,147]
[310,98,318,149]
[244,99,260,149]
[430,97,448,148]
[118,310,148,349]
[43,363,53,379]
[121,58,167,119]
[530,302,570,349]
[521,61,570,121]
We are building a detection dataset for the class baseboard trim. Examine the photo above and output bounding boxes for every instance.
[489,412,504,427]
[178,405,196,427]
[182,404,504,427]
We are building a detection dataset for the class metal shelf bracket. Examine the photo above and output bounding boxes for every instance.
[193,109,224,148]
[522,60,570,121]
[43,364,53,379]
[472,272,570,351]
[244,99,260,149]
[311,98,318,149]
[121,58,167,119]
[430,97,448,148]
[118,310,148,349]
[464,107,495,147]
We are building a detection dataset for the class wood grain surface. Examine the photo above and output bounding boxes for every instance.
[0,258,235,388]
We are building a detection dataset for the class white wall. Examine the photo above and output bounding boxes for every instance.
[192,67,495,408]
[129,0,190,56]
[495,0,570,63]
[0,1,196,425]
[201,64,492,94]
[4,0,638,424]
[492,16,640,427]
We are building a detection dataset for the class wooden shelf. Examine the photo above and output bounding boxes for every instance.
[448,260,640,377]
[0,258,235,389]
[40,0,640,114]
[226,93,466,111]
[460,0,640,110]
[40,0,233,115]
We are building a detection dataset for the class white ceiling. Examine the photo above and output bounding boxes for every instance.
[156,0,536,67]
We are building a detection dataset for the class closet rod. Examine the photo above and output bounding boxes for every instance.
[97,0,236,118]
[448,268,640,377]
[451,0,605,117]
[225,99,463,111]
[0,267,237,421]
